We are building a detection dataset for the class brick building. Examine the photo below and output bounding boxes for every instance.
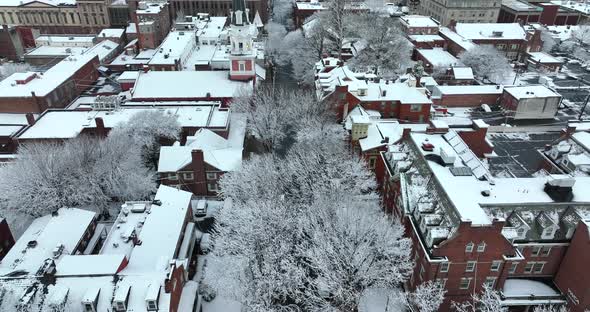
[134,1,171,49]
[400,15,440,35]
[0,0,112,35]
[431,85,503,107]
[377,124,590,311]
[0,53,99,114]
[158,113,246,196]
[16,102,230,145]
[0,185,200,312]
[419,0,501,25]
[499,0,580,26]
[0,24,25,61]
[316,65,432,122]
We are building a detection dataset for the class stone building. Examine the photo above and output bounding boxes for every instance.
[419,0,501,25]
[0,0,111,35]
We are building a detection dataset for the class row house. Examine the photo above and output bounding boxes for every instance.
[316,65,433,123]
[0,185,200,312]
[15,102,230,145]
[377,122,590,311]
[0,0,111,35]
[0,53,99,114]
[158,114,246,197]
[0,112,35,157]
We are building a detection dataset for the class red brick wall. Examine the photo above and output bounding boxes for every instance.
[0,219,15,261]
[166,264,186,312]
[554,222,590,312]
[436,93,501,108]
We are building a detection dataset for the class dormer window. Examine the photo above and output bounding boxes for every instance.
[542,227,555,239]
[358,88,367,96]
[84,303,95,312]
[517,227,526,238]
[147,300,157,310]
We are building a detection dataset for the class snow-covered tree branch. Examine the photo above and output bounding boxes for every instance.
[0,110,178,218]
[401,280,446,312]
[459,45,513,84]
[452,284,507,312]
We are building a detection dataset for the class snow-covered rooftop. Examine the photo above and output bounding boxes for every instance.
[98,28,125,38]
[131,71,253,100]
[149,30,196,66]
[409,34,444,42]
[502,0,542,11]
[410,132,590,225]
[452,67,474,80]
[158,113,246,172]
[0,54,98,97]
[400,15,439,28]
[439,27,477,51]
[55,254,126,276]
[502,279,560,297]
[18,104,228,140]
[455,23,527,41]
[551,0,590,14]
[418,48,460,68]
[504,85,561,99]
[0,208,96,275]
[528,51,564,64]
[432,85,504,96]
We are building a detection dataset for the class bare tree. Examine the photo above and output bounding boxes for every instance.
[533,305,569,312]
[347,13,413,78]
[452,284,507,312]
[401,281,447,312]
[459,45,513,84]
[231,86,334,153]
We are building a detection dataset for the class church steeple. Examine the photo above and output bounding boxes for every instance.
[231,0,249,26]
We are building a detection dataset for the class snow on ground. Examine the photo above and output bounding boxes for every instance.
[358,288,405,312]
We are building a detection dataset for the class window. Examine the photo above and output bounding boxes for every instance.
[465,242,474,253]
[490,260,502,272]
[410,104,422,112]
[183,172,194,180]
[532,246,542,257]
[437,278,448,287]
[533,262,545,274]
[517,227,526,237]
[368,157,377,169]
[484,277,497,288]
[206,172,217,180]
[239,62,245,71]
[207,183,219,192]
[524,262,534,273]
[116,302,125,311]
[147,300,157,310]
[466,261,476,272]
[169,173,178,181]
[440,262,449,273]
[84,303,94,312]
[509,262,518,274]
[541,246,551,257]
[459,277,471,290]
[477,242,486,252]
[542,227,554,238]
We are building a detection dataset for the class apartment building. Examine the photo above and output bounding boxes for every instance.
[0,0,111,35]
[375,120,590,311]
[419,0,502,26]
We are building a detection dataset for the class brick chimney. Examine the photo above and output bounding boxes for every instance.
[448,19,457,31]
[25,113,35,126]
[458,120,493,157]
[95,117,106,138]
[191,149,208,196]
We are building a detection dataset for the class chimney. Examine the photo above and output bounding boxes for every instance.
[562,124,576,139]
[191,149,208,196]
[25,113,35,126]
[448,19,457,31]
[95,117,106,138]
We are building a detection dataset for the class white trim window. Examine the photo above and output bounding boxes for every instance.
[459,277,471,290]
[465,242,474,253]
[440,262,450,273]
[524,262,534,273]
[484,277,497,288]
[466,261,476,272]
[477,242,486,252]
[206,172,217,180]
[490,260,502,272]
[533,262,545,274]
[509,262,518,274]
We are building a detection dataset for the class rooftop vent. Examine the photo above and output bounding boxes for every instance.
[421,139,434,151]
[27,240,38,248]
[544,177,575,202]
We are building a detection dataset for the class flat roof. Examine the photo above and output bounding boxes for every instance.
[18,105,228,140]
[418,49,460,67]
[504,85,561,99]
[131,71,253,100]
[502,0,542,12]
[400,15,439,28]
[455,23,527,41]
[0,54,97,97]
